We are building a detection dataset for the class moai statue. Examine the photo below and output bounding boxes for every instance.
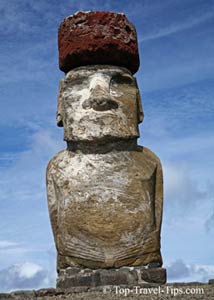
[46,11,166,287]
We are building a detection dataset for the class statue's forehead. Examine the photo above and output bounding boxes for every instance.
[65,65,133,81]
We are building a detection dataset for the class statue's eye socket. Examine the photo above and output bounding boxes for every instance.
[65,75,88,86]
[111,74,134,85]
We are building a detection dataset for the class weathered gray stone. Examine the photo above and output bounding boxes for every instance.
[208,279,214,284]
[47,65,163,270]
[64,267,81,276]
[56,65,143,142]
[56,267,166,288]
[11,290,36,299]
[46,11,165,286]
[140,267,166,284]
[35,288,59,297]
[0,293,15,300]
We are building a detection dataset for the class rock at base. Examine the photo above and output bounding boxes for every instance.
[57,266,167,288]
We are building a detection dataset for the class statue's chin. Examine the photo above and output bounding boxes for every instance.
[64,128,139,143]
[65,134,139,144]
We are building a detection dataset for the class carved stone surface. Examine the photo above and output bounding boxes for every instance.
[57,267,167,288]
[56,66,143,142]
[47,11,165,286]
[47,142,163,269]
[58,11,139,74]
[46,65,163,271]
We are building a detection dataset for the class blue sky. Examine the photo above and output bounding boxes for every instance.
[0,0,214,291]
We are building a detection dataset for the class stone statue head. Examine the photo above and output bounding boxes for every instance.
[57,65,144,143]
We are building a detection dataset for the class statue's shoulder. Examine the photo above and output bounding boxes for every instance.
[46,149,70,174]
[138,145,162,167]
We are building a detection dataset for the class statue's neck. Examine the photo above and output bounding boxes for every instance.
[67,138,138,154]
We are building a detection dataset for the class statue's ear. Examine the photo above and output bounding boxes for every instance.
[134,78,144,123]
[56,79,64,127]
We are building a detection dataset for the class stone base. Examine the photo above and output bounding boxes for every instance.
[57,266,167,288]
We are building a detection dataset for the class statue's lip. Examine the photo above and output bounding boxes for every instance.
[82,99,118,111]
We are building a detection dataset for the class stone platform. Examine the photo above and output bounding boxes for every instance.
[57,266,166,288]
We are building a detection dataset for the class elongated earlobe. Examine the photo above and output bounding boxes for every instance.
[134,78,144,123]
[57,79,64,127]
[57,113,63,127]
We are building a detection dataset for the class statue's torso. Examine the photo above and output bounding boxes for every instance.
[47,147,161,268]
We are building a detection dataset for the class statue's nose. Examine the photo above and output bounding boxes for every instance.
[91,96,118,111]
[82,82,118,111]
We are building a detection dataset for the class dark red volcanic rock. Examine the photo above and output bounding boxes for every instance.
[58,11,140,74]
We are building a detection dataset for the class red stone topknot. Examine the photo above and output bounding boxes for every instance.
[58,11,140,74]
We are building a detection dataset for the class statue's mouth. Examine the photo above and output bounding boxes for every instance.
[82,99,118,111]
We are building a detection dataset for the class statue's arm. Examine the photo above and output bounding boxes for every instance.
[154,160,163,231]
[143,147,163,231]
[46,161,58,245]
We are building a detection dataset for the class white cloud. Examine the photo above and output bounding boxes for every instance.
[0,241,18,248]
[0,262,51,292]
[0,128,64,202]
[0,128,63,270]
[141,60,214,93]
[143,128,214,158]
[0,247,30,256]
[142,129,214,211]
[0,0,60,34]
[163,162,206,209]
[0,128,62,208]
[0,247,57,292]
[0,39,57,85]
[18,262,42,279]
[167,259,214,282]
[0,241,30,257]
[205,212,214,232]
[167,259,190,280]
[141,10,214,42]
